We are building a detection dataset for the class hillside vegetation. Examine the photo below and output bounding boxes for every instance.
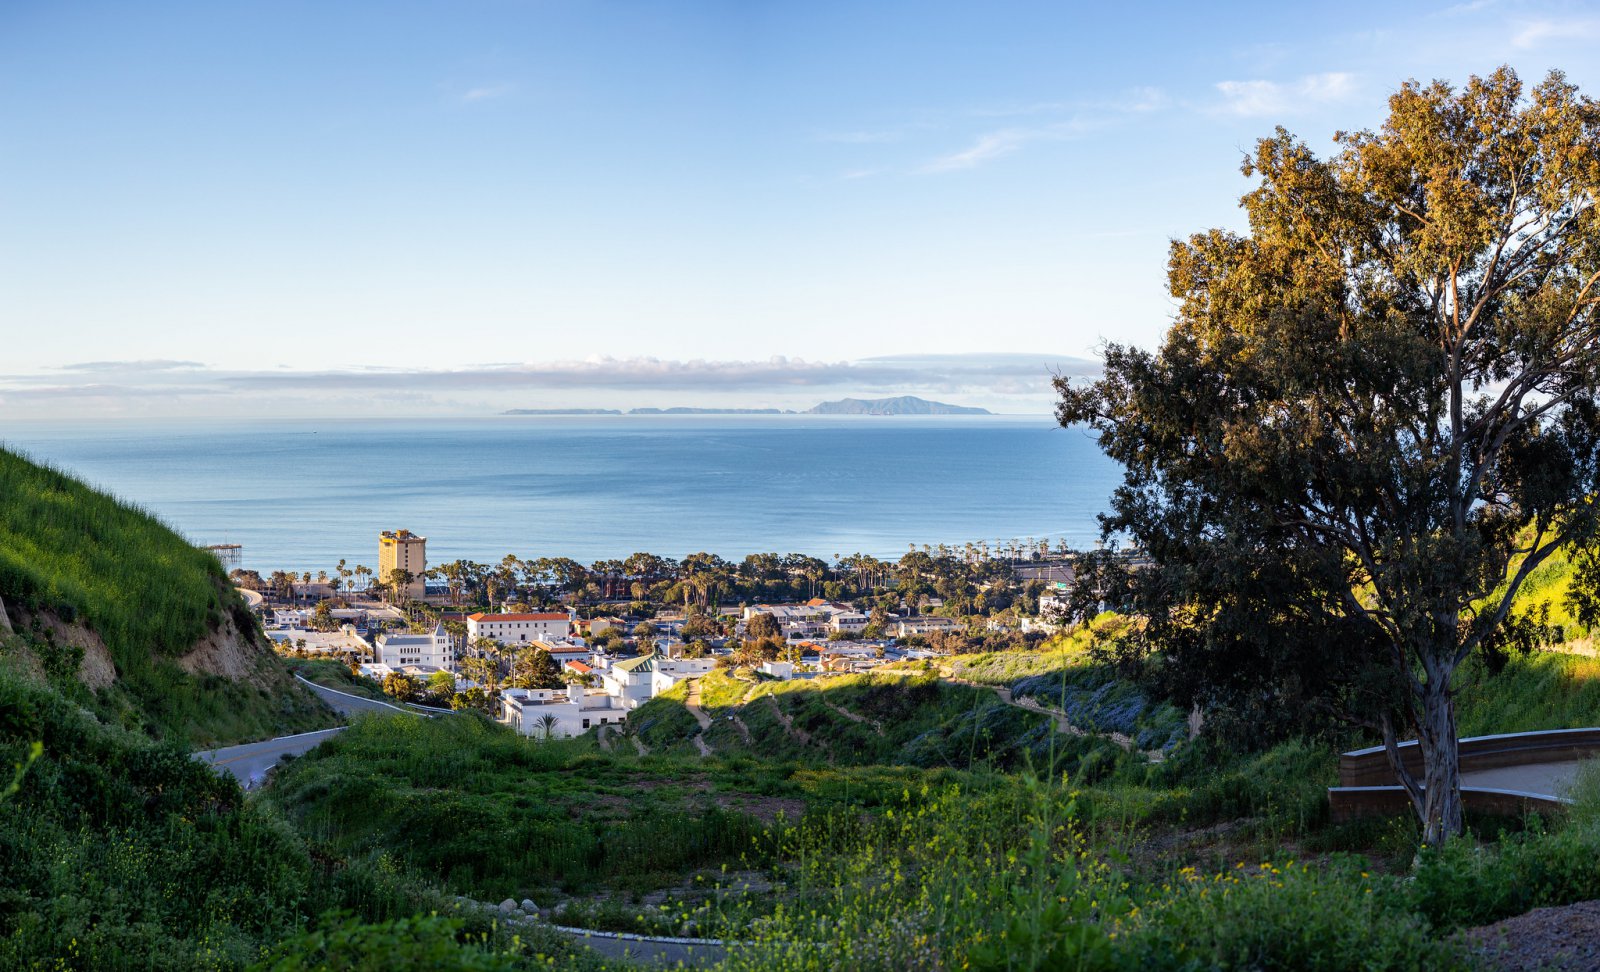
[0,668,614,971]
[0,446,331,744]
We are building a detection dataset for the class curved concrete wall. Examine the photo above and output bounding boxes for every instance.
[1327,728,1598,822]
[1338,728,1600,787]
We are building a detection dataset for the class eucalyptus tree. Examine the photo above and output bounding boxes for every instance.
[1058,68,1600,844]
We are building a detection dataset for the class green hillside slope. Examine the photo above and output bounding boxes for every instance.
[0,447,331,745]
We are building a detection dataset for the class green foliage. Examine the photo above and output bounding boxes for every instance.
[0,668,610,970]
[266,713,775,896]
[1409,819,1600,930]
[249,913,523,972]
[0,447,230,661]
[1454,650,1600,737]
[1057,67,1600,843]
[0,448,332,745]
[1120,859,1468,971]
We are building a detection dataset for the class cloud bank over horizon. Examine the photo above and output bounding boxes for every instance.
[0,352,1099,420]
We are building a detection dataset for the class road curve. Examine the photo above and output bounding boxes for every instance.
[194,727,345,789]
[295,674,421,717]
[557,926,728,967]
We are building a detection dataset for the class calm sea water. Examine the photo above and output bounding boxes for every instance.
[1,416,1121,573]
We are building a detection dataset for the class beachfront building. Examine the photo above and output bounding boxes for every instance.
[500,686,628,738]
[467,611,572,645]
[378,529,428,600]
[375,623,455,671]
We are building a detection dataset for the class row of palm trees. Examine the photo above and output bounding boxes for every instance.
[246,539,1072,618]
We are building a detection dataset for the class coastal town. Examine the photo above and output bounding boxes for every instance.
[231,528,1090,739]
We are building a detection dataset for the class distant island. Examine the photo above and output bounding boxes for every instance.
[807,396,990,416]
[627,407,788,415]
[503,408,623,415]
[502,395,988,417]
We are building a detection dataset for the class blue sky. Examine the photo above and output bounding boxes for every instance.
[2,0,1597,417]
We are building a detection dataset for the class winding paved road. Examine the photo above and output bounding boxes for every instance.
[194,728,346,789]
[194,677,420,788]
[556,927,729,967]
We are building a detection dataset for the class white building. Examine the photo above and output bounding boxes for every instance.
[520,638,593,665]
[468,611,571,645]
[651,656,717,695]
[828,609,870,635]
[600,650,717,709]
[744,603,833,640]
[375,623,455,670]
[894,616,962,638]
[759,660,795,680]
[500,686,628,738]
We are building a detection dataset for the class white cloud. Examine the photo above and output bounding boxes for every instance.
[1510,17,1600,47]
[920,130,1032,172]
[1213,72,1357,117]
[461,83,513,103]
[916,86,1168,173]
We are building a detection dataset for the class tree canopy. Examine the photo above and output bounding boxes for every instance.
[1058,67,1600,843]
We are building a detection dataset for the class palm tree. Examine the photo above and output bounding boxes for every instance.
[537,713,559,742]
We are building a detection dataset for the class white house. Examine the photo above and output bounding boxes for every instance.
[468,611,571,645]
[829,610,870,635]
[894,616,961,638]
[744,603,834,640]
[521,638,593,665]
[375,623,456,670]
[500,686,628,738]
[599,650,717,709]
[651,656,717,695]
[759,660,795,680]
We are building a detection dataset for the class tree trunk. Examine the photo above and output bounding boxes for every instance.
[1417,671,1463,846]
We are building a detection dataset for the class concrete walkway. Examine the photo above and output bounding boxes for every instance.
[1463,760,1588,799]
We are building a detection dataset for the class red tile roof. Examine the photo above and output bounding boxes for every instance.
[565,661,594,673]
[467,612,570,622]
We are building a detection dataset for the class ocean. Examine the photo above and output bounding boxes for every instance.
[0,415,1122,573]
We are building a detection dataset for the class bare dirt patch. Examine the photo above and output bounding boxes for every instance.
[713,794,806,826]
[178,608,275,687]
[11,605,117,690]
[1463,899,1600,970]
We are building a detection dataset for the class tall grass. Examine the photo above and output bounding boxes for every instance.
[1455,650,1600,737]
[0,447,328,744]
[0,669,609,971]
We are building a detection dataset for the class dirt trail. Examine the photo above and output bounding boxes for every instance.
[729,713,754,744]
[940,671,1160,761]
[685,680,715,756]
[824,700,883,736]
[631,735,649,757]
[597,725,613,752]
[767,695,811,745]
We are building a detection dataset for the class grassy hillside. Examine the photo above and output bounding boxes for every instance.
[265,694,1600,970]
[0,669,613,971]
[634,669,1085,772]
[0,447,332,744]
